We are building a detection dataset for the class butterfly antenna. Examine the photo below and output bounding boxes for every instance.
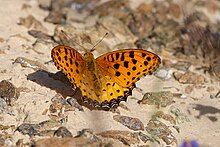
[60,30,88,52]
[90,33,108,52]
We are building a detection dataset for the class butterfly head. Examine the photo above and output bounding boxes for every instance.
[84,51,95,61]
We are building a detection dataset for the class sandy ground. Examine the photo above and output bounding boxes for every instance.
[0,0,219,147]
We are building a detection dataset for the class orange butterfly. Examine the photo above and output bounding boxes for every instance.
[51,45,161,109]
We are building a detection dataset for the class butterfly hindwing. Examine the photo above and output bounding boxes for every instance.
[96,49,161,88]
[98,75,132,108]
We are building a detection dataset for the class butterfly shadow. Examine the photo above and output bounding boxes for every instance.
[27,70,74,97]
[27,70,108,111]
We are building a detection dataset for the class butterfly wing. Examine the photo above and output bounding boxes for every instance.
[81,73,132,108]
[96,49,161,88]
[51,45,117,109]
[51,45,86,88]
[52,46,161,109]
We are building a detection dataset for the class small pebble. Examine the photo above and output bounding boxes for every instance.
[54,126,72,138]
[113,115,144,131]
[155,68,173,80]
[0,80,19,106]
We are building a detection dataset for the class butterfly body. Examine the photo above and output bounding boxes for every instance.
[83,52,103,98]
[51,45,161,109]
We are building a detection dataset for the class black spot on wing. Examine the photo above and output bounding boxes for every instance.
[121,52,125,61]
[144,61,148,66]
[106,83,111,86]
[124,61,129,68]
[69,58,73,65]
[115,71,121,77]
[147,56,151,61]
[142,53,146,58]
[66,63,69,67]
[64,56,68,61]
[115,52,120,60]
[132,59,137,64]
[113,63,120,69]
[57,48,61,53]
[75,61,79,67]
[127,72,131,76]
[64,47,68,55]
[129,51,134,58]
[132,66,136,71]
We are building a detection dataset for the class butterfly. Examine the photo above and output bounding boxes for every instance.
[51,45,161,109]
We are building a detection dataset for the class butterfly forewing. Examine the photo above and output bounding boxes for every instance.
[96,49,161,88]
[51,45,86,87]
